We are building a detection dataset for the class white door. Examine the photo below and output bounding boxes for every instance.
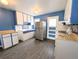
[47,16,59,40]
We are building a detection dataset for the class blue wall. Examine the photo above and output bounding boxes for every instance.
[71,0,78,24]
[34,10,65,21]
[0,8,16,30]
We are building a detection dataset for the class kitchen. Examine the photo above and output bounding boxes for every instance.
[0,0,78,59]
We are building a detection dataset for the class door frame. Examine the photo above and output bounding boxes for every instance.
[47,16,59,40]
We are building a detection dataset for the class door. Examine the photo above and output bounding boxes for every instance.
[47,16,59,40]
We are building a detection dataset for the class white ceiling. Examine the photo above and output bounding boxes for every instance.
[0,0,67,16]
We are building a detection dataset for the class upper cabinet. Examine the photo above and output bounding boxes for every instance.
[23,14,28,22]
[64,0,78,24]
[16,11,35,30]
[16,11,23,25]
[16,11,35,25]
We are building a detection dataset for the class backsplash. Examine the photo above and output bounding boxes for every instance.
[57,21,78,34]
[72,25,78,34]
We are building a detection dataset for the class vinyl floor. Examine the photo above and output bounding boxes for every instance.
[0,38,55,59]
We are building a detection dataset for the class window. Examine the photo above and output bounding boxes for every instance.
[35,18,40,22]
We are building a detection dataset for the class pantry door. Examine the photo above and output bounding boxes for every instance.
[47,16,59,40]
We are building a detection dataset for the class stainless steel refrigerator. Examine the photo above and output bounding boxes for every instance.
[35,21,46,40]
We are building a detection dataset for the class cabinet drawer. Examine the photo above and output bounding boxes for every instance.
[12,33,17,36]
[3,34,11,37]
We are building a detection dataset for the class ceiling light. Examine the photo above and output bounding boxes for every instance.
[32,5,42,14]
[0,0,8,5]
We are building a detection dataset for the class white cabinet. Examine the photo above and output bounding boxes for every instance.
[64,0,72,21]
[23,32,35,41]
[31,16,34,25]
[16,11,23,25]
[17,31,35,41]
[2,34,12,49]
[55,40,78,59]
[15,25,23,31]
[23,14,28,22]
[11,33,19,45]
[27,15,31,22]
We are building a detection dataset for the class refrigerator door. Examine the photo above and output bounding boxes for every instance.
[35,21,46,40]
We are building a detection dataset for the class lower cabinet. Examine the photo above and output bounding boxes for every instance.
[23,32,35,41]
[0,33,19,49]
[17,31,35,41]
[11,33,19,45]
[2,34,12,49]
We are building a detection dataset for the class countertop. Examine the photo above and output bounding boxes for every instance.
[57,32,78,42]
[0,30,17,35]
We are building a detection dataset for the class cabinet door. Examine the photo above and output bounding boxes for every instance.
[2,34,12,49]
[71,0,78,24]
[12,33,19,45]
[64,0,72,21]
[27,15,31,23]
[23,14,28,22]
[16,11,23,25]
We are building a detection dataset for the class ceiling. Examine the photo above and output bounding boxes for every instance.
[0,0,67,16]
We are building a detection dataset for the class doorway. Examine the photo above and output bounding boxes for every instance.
[47,16,59,40]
